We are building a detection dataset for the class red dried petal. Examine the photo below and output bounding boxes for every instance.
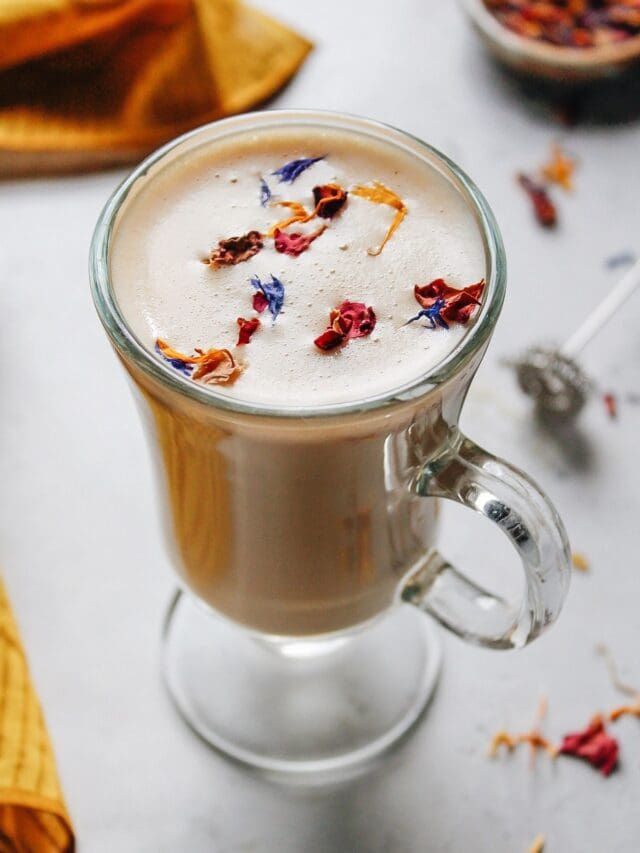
[314,328,345,351]
[559,717,619,776]
[330,301,377,339]
[252,291,269,313]
[273,225,326,257]
[414,278,485,324]
[603,392,618,419]
[315,300,376,352]
[236,317,260,345]
[518,174,557,227]
[208,230,263,267]
[312,183,348,218]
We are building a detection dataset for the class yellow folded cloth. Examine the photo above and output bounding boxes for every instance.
[0,0,312,175]
[0,580,73,852]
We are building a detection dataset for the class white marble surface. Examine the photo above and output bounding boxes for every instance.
[1,1,640,850]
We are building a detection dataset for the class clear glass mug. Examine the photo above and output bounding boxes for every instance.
[90,111,571,773]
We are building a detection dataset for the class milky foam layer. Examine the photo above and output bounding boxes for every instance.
[110,127,486,406]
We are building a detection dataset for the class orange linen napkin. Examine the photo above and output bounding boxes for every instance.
[0,579,74,852]
[0,0,312,175]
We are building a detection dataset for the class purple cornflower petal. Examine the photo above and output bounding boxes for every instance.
[249,274,285,322]
[259,176,272,207]
[155,341,194,376]
[406,298,449,330]
[272,156,325,184]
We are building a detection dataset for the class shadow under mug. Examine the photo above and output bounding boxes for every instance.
[90,110,571,773]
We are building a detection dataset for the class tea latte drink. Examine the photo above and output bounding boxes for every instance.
[109,124,487,635]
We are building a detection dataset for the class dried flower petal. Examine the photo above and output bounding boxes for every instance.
[252,291,269,313]
[413,278,485,324]
[236,317,261,345]
[250,275,285,322]
[558,716,619,776]
[155,340,195,376]
[267,200,316,236]
[518,174,557,227]
[572,552,589,571]
[603,392,618,419]
[155,339,242,385]
[406,298,450,330]
[351,181,408,255]
[331,301,377,339]
[192,348,242,385]
[208,231,263,267]
[542,144,576,191]
[272,156,324,184]
[528,835,545,853]
[312,183,348,218]
[274,224,327,257]
[314,301,377,351]
[314,328,346,351]
[259,177,272,207]
[609,702,640,722]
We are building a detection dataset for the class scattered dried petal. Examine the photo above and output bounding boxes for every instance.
[542,144,576,191]
[259,177,272,207]
[312,183,348,218]
[250,275,285,322]
[572,552,589,571]
[274,224,327,256]
[252,291,269,314]
[314,328,346,351]
[489,728,557,759]
[603,392,618,419]
[528,835,546,853]
[155,340,195,375]
[518,174,557,227]
[558,716,619,776]
[609,702,640,722]
[155,339,242,385]
[208,231,263,267]
[406,298,450,330]
[267,200,316,236]
[272,156,325,184]
[413,278,486,324]
[351,181,408,255]
[314,301,377,351]
[605,251,637,270]
[236,317,261,345]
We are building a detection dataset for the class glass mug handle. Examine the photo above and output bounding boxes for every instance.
[402,430,571,649]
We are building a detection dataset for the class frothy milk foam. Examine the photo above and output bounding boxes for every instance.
[109,124,488,636]
[111,127,485,405]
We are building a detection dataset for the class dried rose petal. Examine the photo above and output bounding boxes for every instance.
[558,716,619,776]
[518,174,557,228]
[330,301,377,339]
[314,328,346,351]
[603,392,618,419]
[414,278,485,324]
[274,224,326,257]
[208,231,263,267]
[314,301,376,351]
[236,317,260,345]
[312,183,348,218]
[252,291,269,313]
[192,348,242,385]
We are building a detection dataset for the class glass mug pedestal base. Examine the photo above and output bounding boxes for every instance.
[162,591,442,774]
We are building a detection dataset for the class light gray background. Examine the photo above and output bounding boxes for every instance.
[1,2,639,851]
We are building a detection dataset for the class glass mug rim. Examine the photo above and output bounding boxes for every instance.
[89,108,507,419]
